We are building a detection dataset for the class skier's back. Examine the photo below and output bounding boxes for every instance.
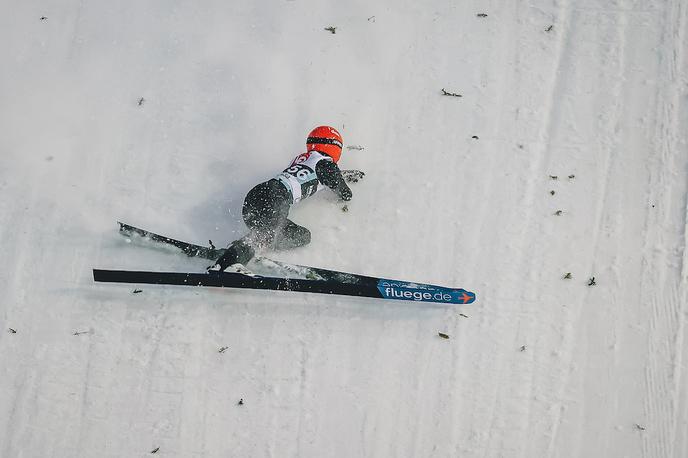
[211,126,352,271]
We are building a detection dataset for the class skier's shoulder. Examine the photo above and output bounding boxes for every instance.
[288,150,326,164]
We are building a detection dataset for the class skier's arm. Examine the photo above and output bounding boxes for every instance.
[316,160,352,201]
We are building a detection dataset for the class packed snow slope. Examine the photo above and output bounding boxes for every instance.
[1,0,687,457]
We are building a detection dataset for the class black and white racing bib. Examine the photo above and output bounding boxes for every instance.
[276,151,331,204]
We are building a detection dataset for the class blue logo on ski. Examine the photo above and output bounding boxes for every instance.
[377,280,475,305]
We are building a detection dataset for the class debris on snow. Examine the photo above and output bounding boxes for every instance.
[367,16,376,22]
[568,174,575,180]
[238,398,244,405]
[476,13,488,18]
[554,210,563,216]
[324,26,336,34]
[588,277,596,286]
[441,88,462,97]
[346,145,365,150]
[563,272,572,279]
[545,25,554,32]
[549,175,559,180]
[341,205,349,213]
[219,346,229,353]
[138,97,145,106]
[8,328,17,334]
[151,446,160,453]
[73,330,90,336]
[438,332,450,339]
[635,424,646,431]
[520,345,527,352]
[132,289,143,294]
[342,170,365,183]
[40,16,48,21]
[459,313,469,318]
[471,135,479,140]
[550,190,556,196]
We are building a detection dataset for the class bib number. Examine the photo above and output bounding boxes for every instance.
[285,164,314,182]
[276,152,327,203]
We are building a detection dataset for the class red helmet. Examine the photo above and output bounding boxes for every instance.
[306,126,343,162]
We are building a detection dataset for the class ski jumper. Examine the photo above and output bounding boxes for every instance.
[214,151,351,269]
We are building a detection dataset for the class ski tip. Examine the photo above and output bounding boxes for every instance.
[458,290,476,304]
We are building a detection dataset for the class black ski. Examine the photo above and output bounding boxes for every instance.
[118,222,373,284]
[94,269,379,298]
[93,268,476,305]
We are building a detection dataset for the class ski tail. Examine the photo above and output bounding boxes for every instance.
[118,222,225,259]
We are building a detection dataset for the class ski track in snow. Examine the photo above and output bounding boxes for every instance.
[0,0,687,457]
[643,1,688,457]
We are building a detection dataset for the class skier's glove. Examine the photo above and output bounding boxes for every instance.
[339,187,352,201]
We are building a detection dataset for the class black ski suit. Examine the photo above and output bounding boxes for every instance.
[214,152,352,270]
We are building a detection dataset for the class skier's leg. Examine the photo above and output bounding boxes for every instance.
[242,180,291,251]
[212,181,281,271]
[274,219,311,250]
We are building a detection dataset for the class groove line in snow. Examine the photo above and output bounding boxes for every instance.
[642,0,688,456]
[544,8,631,457]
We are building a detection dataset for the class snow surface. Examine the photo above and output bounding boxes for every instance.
[1,0,687,457]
